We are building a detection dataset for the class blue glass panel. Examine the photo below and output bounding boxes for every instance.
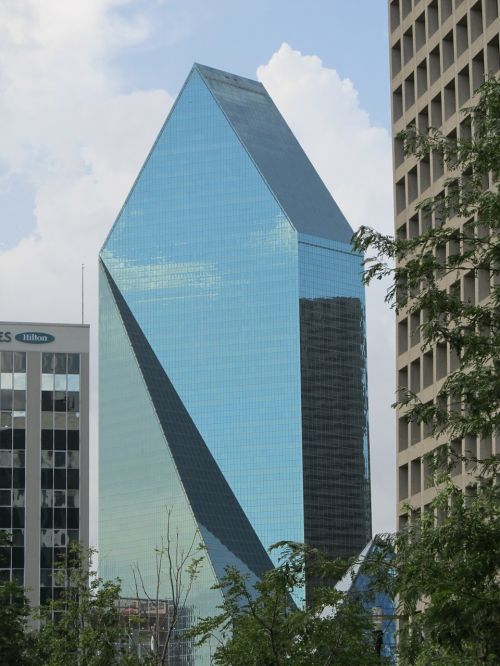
[100,62,372,614]
[194,64,353,244]
[101,69,304,561]
[99,266,223,662]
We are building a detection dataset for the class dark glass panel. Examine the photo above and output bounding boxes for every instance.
[0,490,10,505]
[67,470,79,489]
[54,430,66,450]
[0,468,12,488]
[41,469,53,489]
[13,430,25,450]
[40,569,52,587]
[11,529,24,547]
[67,530,79,543]
[40,548,53,568]
[42,353,54,373]
[67,452,78,470]
[0,508,10,529]
[12,569,23,586]
[0,390,12,410]
[54,548,66,566]
[67,508,79,529]
[40,587,53,605]
[13,391,26,411]
[54,452,65,468]
[11,547,24,568]
[67,354,80,374]
[67,431,79,450]
[0,428,12,447]
[12,508,24,528]
[53,392,67,412]
[53,509,66,529]
[40,509,53,528]
[12,469,25,489]
[53,587,65,601]
[300,296,371,567]
[54,470,66,489]
[13,352,26,373]
[54,354,67,374]
[41,391,54,412]
[0,547,11,567]
[0,352,13,373]
[41,430,53,450]
[67,392,79,413]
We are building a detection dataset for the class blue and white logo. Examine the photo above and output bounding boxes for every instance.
[15,332,55,344]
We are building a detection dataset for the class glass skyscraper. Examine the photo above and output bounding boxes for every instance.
[99,64,371,662]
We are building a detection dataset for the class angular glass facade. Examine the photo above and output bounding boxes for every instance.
[100,64,371,662]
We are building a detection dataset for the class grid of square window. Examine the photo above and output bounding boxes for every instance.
[389,0,499,523]
[40,352,80,604]
[0,351,26,585]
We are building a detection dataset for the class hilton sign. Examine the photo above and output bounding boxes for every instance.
[0,331,55,344]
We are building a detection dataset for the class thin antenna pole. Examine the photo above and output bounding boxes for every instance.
[81,264,85,324]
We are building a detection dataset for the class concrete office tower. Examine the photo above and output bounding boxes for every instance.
[99,64,371,661]
[0,322,89,608]
[389,0,499,526]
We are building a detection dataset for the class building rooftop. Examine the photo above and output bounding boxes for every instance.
[192,63,353,244]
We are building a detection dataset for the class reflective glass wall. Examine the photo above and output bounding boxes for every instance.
[102,69,305,559]
[99,64,372,660]
[298,235,371,562]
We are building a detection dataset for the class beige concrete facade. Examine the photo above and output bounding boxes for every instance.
[388,0,499,526]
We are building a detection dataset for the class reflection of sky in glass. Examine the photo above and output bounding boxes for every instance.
[102,69,304,560]
[100,62,371,598]
[99,270,222,663]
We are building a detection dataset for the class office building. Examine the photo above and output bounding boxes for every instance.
[0,322,89,608]
[389,0,499,523]
[99,64,371,661]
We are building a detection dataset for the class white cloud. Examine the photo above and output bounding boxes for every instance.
[258,44,396,535]
[0,0,174,544]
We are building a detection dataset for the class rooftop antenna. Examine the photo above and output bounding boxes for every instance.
[81,264,85,324]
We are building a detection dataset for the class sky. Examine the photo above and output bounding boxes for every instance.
[0,0,395,540]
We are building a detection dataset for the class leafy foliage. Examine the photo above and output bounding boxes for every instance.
[353,76,500,443]
[191,542,389,666]
[353,77,500,664]
[371,456,500,665]
[30,544,141,666]
[0,514,204,665]
[0,530,32,665]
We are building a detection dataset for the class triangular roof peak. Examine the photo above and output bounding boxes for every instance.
[193,63,353,245]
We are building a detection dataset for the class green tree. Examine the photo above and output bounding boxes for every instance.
[353,76,500,664]
[191,542,389,666]
[31,544,142,666]
[370,459,500,664]
[0,532,32,666]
